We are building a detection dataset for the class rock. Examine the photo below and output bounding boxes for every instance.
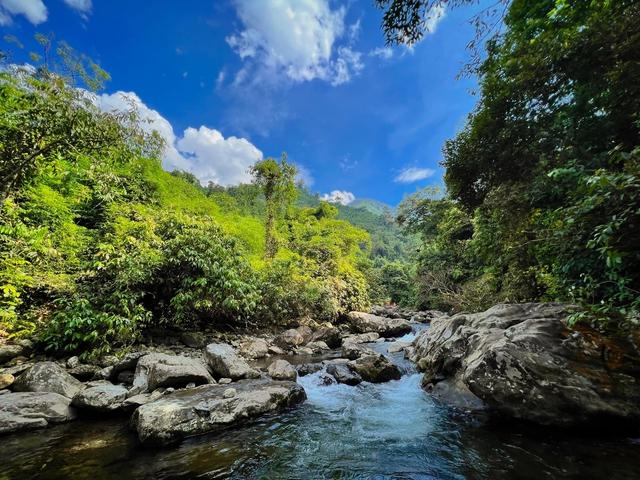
[0,392,76,434]
[0,373,14,389]
[0,344,27,365]
[350,354,401,383]
[295,346,314,355]
[223,388,237,398]
[111,351,147,379]
[13,362,84,398]
[239,337,269,359]
[412,303,640,427]
[131,353,214,394]
[122,391,163,409]
[268,345,285,355]
[218,377,232,384]
[132,379,306,445]
[326,363,362,386]
[267,360,297,381]
[0,362,33,378]
[309,327,342,349]
[343,332,380,344]
[297,363,323,376]
[306,341,330,353]
[388,341,411,354]
[341,341,376,360]
[347,312,412,337]
[274,329,307,350]
[204,343,260,380]
[66,356,80,369]
[72,383,129,412]
[96,366,114,381]
[116,370,135,384]
[68,364,100,381]
[180,331,207,348]
[317,374,336,386]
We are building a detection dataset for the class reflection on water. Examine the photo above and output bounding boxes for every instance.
[1,325,639,479]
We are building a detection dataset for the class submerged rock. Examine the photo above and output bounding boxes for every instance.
[350,354,401,383]
[131,353,214,394]
[72,383,129,412]
[0,392,76,434]
[326,363,362,386]
[132,379,306,445]
[347,312,412,337]
[267,359,297,381]
[411,303,640,428]
[205,343,260,380]
[13,362,84,399]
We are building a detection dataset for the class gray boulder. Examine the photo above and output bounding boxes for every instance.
[274,328,308,350]
[13,362,84,398]
[72,383,129,412]
[309,327,342,349]
[326,363,362,386]
[238,337,269,359]
[0,392,76,434]
[347,311,412,337]
[0,342,30,365]
[411,303,640,427]
[68,364,100,381]
[132,379,306,445]
[350,354,401,383]
[204,343,260,380]
[110,351,147,379]
[341,341,376,360]
[267,359,297,381]
[297,363,323,376]
[131,353,214,394]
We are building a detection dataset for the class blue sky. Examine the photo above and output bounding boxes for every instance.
[1,0,484,206]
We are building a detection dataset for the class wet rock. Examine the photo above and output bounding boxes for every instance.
[131,353,214,394]
[72,383,129,412]
[122,391,163,409]
[204,343,260,380]
[309,327,342,349]
[267,359,297,381]
[347,311,413,337]
[341,341,376,360]
[297,363,323,377]
[326,363,362,386]
[132,379,306,445]
[0,373,14,389]
[317,374,336,386]
[411,303,640,427]
[388,341,411,354]
[13,362,84,398]
[238,337,269,359]
[350,354,401,383]
[68,364,100,382]
[180,331,207,349]
[0,392,76,434]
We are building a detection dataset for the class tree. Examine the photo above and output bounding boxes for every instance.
[250,154,297,258]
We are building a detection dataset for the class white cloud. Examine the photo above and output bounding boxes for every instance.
[94,91,264,187]
[321,190,355,205]
[295,164,314,187]
[0,0,47,25]
[424,4,446,33]
[63,0,92,14]
[394,167,435,183]
[226,0,363,86]
[369,47,393,60]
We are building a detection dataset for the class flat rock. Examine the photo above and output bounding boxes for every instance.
[0,392,76,434]
[12,362,84,398]
[205,343,260,380]
[411,303,640,427]
[347,312,413,337]
[132,379,306,445]
[72,383,129,412]
[131,353,214,394]
[267,359,297,381]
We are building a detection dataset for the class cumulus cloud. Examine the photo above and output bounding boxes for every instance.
[94,91,264,187]
[63,0,92,14]
[226,0,363,86]
[369,47,393,60]
[321,190,355,205]
[394,167,435,183]
[0,0,47,25]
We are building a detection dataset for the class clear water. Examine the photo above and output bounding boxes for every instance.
[1,326,639,479]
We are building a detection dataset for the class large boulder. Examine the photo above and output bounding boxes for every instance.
[110,351,147,380]
[131,353,214,394]
[132,379,306,445]
[0,392,76,434]
[0,343,28,365]
[411,303,640,427]
[238,337,269,359]
[350,354,401,383]
[13,362,84,398]
[274,326,312,350]
[267,359,297,381]
[309,327,342,349]
[341,341,376,360]
[204,343,260,380]
[72,383,129,412]
[326,363,362,386]
[346,312,412,337]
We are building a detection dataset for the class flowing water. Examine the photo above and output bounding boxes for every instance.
[1,325,639,480]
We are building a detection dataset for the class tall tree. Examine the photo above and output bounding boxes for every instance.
[250,154,297,258]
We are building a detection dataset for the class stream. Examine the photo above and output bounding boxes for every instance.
[1,325,639,479]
